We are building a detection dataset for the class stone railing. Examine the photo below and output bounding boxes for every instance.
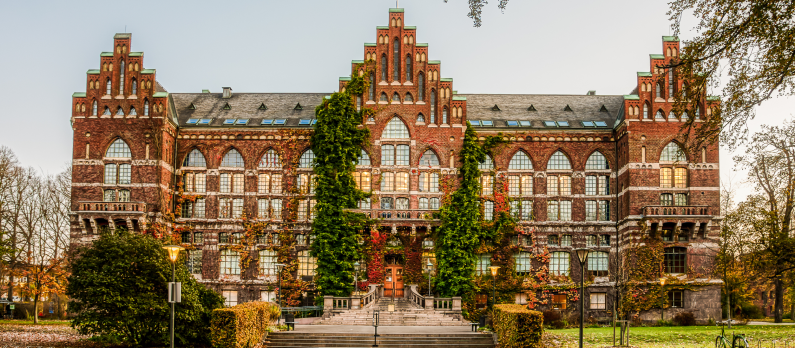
[322,284,382,317]
[359,284,381,309]
[78,201,146,213]
[407,285,424,308]
[643,205,710,217]
[349,209,437,220]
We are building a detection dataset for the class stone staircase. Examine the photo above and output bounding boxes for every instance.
[265,332,495,348]
[318,298,468,326]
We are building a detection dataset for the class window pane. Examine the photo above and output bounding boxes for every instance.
[357,149,371,166]
[664,247,687,274]
[585,201,597,221]
[232,174,244,193]
[104,164,117,184]
[259,250,276,276]
[221,149,244,167]
[508,176,520,196]
[183,149,207,167]
[186,250,203,274]
[271,175,282,194]
[598,176,609,195]
[547,151,572,170]
[419,197,428,209]
[550,252,570,276]
[381,145,395,166]
[585,152,609,170]
[258,199,269,219]
[271,199,282,219]
[599,200,610,221]
[299,150,315,168]
[661,143,686,162]
[661,193,673,206]
[674,168,687,188]
[258,174,270,194]
[381,197,393,209]
[509,151,533,170]
[521,176,533,195]
[590,293,606,310]
[561,235,572,246]
[419,150,439,166]
[585,176,597,196]
[106,138,132,158]
[195,173,206,193]
[660,168,673,188]
[484,201,494,221]
[383,117,409,138]
[547,201,559,221]
[514,252,531,273]
[103,189,115,202]
[232,199,243,218]
[547,176,558,196]
[675,193,687,206]
[396,145,409,166]
[481,175,493,195]
[220,250,240,275]
[396,197,409,209]
[476,254,491,275]
[430,198,440,209]
[560,201,572,221]
[298,250,317,278]
[479,155,494,170]
[521,200,532,221]
[195,199,205,218]
[220,174,230,193]
[259,149,281,168]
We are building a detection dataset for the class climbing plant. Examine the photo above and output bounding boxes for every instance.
[310,68,372,297]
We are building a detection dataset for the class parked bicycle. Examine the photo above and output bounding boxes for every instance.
[715,321,749,348]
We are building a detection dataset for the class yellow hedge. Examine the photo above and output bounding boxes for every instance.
[210,301,280,348]
[493,304,544,348]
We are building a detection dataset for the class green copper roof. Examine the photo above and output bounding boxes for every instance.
[72,92,86,98]
[351,60,364,64]
[339,77,352,81]
[202,90,210,93]
[141,69,155,74]
[100,52,113,57]
[428,60,441,64]
[152,92,168,98]
[377,26,389,30]
[129,52,143,57]
[650,54,665,59]
[662,36,680,42]
[623,95,640,100]
[452,96,467,101]
[416,43,428,47]
[404,26,416,30]
[440,78,453,82]
[453,91,458,94]
[706,96,720,101]
[389,8,404,12]
[364,43,376,47]
[87,69,100,74]
[637,72,652,77]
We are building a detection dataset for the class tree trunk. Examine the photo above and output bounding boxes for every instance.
[790,302,794,322]
[774,278,784,323]
[33,293,38,324]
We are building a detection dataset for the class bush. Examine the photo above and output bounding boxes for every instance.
[673,311,696,326]
[542,310,565,329]
[210,301,280,348]
[739,303,764,319]
[67,229,225,347]
[493,304,544,348]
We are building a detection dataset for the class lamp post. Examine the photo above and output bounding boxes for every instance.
[275,263,286,325]
[162,245,184,348]
[488,266,501,310]
[426,260,433,296]
[660,277,667,322]
[574,248,591,348]
[354,261,360,295]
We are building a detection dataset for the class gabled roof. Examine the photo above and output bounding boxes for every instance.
[170,92,328,127]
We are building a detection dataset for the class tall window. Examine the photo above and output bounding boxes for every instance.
[643,103,649,118]
[419,150,439,166]
[674,167,687,187]
[144,100,149,116]
[299,149,315,168]
[393,39,400,81]
[661,142,686,162]
[183,149,207,167]
[368,73,375,100]
[92,100,97,116]
[664,247,686,274]
[419,172,439,192]
[585,176,609,195]
[221,149,244,167]
[481,175,493,195]
[119,61,125,95]
[381,54,387,82]
[656,82,663,98]
[588,251,609,276]
[131,79,137,95]
[185,250,202,274]
[442,107,448,124]
[547,151,572,170]
[660,168,673,188]
[514,252,532,274]
[418,73,425,101]
[547,176,571,196]
[548,200,572,221]
[405,55,412,82]
[668,71,674,98]
[585,152,609,170]
[383,117,410,138]
[509,151,533,170]
[550,252,570,276]
[353,171,372,192]
[259,149,281,168]
[259,250,276,276]
[106,78,111,95]
[298,250,317,278]
[430,90,436,123]
[381,145,409,166]
[220,250,240,275]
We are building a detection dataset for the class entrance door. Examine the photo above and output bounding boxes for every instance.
[384,265,404,298]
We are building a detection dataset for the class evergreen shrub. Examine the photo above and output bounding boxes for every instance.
[493,304,544,348]
[210,301,280,348]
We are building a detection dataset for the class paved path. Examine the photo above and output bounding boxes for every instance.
[290,324,477,334]
[747,321,795,325]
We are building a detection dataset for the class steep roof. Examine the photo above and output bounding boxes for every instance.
[461,94,624,129]
[170,92,329,127]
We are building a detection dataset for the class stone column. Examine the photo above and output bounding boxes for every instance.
[452,297,462,311]
[425,296,434,310]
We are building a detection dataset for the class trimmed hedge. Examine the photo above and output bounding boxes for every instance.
[493,304,544,348]
[210,301,280,348]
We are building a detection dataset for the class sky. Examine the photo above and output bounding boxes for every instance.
[0,0,790,201]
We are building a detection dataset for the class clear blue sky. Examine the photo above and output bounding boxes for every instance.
[0,0,789,200]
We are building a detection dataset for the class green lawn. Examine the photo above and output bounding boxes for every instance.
[544,325,795,347]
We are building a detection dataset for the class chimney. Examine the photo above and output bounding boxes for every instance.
[587,90,596,96]
[222,87,232,99]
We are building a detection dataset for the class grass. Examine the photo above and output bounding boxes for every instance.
[544,325,795,348]
[750,318,795,323]
[0,319,71,325]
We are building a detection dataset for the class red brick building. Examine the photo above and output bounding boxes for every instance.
[69,9,722,321]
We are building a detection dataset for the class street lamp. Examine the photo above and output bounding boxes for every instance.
[574,248,591,348]
[162,245,184,348]
[275,263,286,325]
[354,261,360,295]
[489,266,501,310]
[660,277,667,322]
[425,260,433,296]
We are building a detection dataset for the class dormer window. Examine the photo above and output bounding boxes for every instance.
[222,87,232,99]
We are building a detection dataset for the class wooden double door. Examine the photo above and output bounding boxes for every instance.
[384,265,404,297]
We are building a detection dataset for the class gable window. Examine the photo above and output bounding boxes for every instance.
[383,117,410,138]
[416,113,425,123]
[643,103,649,118]
[547,151,572,170]
[479,155,494,170]
[259,149,281,169]
[381,54,387,82]
[393,38,400,81]
[550,252,570,276]
[357,149,371,166]
[368,73,375,100]
[656,109,665,119]
[106,138,132,158]
[380,92,388,102]
[442,107,448,124]
[430,89,436,123]
[419,150,439,166]
[392,92,401,102]
[664,247,687,274]
[661,142,686,162]
[418,73,425,101]
[405,93,413,102]
[405,54,412,82]
[116,107,125,116]
[91,101,98,116]
[221,149,244,167]
[119,61,125,95]
[509,151,533,170]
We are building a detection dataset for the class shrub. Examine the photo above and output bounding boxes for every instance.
[739,303,763,319]
[210,301,280,348]
[493,304,544,348]
[673,311,696,326]
[542,310,565,329]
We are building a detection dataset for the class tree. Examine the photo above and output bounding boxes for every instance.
[444,0,509,27]
[67,229,224,346]
[668,0,795,148]
[310,69,371,297]
[733,120,795,322]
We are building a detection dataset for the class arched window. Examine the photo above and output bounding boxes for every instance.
[417,113,425,123]
[116,107,124,116]
[131,79,137,95]
[479,155,494,170]
[668,111,676,119]
[442,107,448,124]
[129,107,137,116]
[393,38,400,82]
[368,73,375,101]
[430,89,436,123]
[660,142,686,162]
[357,149,371,166]
[103,106,111,116]
[418,72,425,101]
[106,78,111,95]
[643,103,649,119]
[656,82,663,98]
[91,100,97,116]
[547,151,572,170]
[668,71,674,98]
[144,100,149,116]
[585,151,609,170]
[405,54,412,82]
[656,109,664,119]
[259,149,281,168]
[381,54,387,82]
[380,92,388,102]
[119,61,125,95]
[299,149,315,168]
[221,149,245,167]
[106,138,132,158]
[405,93,413,102]
[509,151,533,170]
[392,92,401,102]
[383,117,410,139]
[183,149,207,167]
[419,150,440,166]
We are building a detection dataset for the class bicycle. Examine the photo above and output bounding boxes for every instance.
[715,321,749,348]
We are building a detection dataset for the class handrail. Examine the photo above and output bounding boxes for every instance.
[78,201,147,213]
[408,286,424,308]
[347,209,438,220]
[361,284,381,308]
[642,205,710,217]
[434,297,453,310]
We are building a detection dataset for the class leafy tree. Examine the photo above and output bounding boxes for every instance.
[668,0,795,148]
[310,70,371,297]
[67,229,224,346]
[444,0,509,27]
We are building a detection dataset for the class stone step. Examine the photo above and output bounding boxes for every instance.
[266,333,494,348]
